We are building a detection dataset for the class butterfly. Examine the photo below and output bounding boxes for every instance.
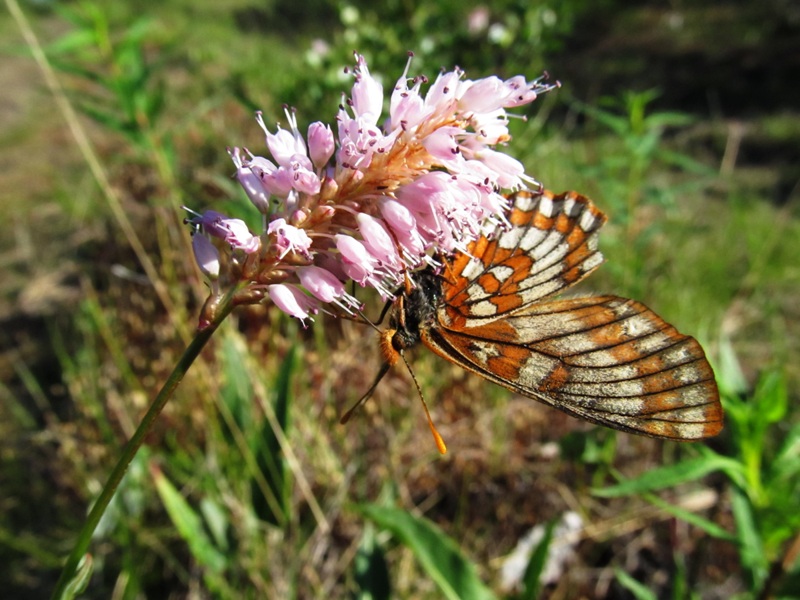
[344,190,723,453]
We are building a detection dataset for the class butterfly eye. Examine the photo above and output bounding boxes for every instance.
[391,332,406,352]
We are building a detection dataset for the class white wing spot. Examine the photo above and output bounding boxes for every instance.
[513,194,536,212]
[469,340,502,365]
[539,195,554,218]
[623,315,652,338]
[498,226,523,249]
[532,230,564,260]
[579,210,597,232]
[491,265,515,284]
[519,226,547,251]
[518,355,560,388]
[461,257,485,280]
[563,196,576,216]
[581,252,604,272]
[470,300,499,317]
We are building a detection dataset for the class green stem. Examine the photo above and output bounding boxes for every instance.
[51,291,235,600]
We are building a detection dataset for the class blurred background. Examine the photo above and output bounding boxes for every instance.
[1,0,798,598]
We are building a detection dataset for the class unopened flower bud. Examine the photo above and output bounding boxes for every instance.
[191,234,220,279]
[308,122,335,169]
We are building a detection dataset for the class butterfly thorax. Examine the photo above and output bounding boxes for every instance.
[387,269,442,354]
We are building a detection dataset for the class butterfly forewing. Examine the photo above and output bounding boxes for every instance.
[442,190,607,327]
[416,189,723,441]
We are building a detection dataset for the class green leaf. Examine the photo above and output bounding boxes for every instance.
[518,520,556,600]
[200,497,230,553]
[593,451,745,498]
[152,467,227,574]
[357,504,496,600]
[771,421,800,482]
[219,335,253,433]
[753,370,787,426]
[354,524,391,600]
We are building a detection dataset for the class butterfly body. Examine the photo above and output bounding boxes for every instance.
[381,190,723,441]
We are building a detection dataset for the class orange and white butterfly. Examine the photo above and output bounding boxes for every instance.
[351,189,723,450]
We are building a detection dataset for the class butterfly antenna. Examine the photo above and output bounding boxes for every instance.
[400,353,447,455]
[339,361,392,424]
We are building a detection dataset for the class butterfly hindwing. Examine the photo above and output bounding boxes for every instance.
[421,295,722,440]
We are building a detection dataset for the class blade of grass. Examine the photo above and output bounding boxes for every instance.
[594,450,746,498]
[50,291,235,599]
[643,494,736,542]
[252,343,296,526]
[357,503,496,600]
[150,465,227,574]
[614,568,657,600]
[354,523,391,600]
[518,519,556,600]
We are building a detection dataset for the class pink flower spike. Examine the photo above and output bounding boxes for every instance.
[261,166,295,198]
[502,75,537,107]
[389,58,428,131]
[289,157,322,195]
[266,127,302,166]
[502,74,559,108]
[228,147,271,213]
[268,284,318,324]
[257,109,307,166]
[191,233,220,279]
[308,122,335,169]
[395,171,452,215]
[355,214,401,269]
[469,109,511,145]
[247,154,278,177]
[335,234,388,289]
[424,68,464,110]
[267,218,312,259]
[238,168,270,214]
[195,210,260,254]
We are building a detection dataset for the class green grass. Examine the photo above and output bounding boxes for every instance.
[2,0,799,598]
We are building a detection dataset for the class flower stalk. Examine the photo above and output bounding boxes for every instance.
[51,289,236,600]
